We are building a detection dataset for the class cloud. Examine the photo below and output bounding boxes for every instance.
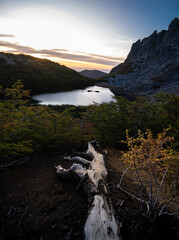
[0,34,15,38]
[0,40,124,66]
[88,53,124,62]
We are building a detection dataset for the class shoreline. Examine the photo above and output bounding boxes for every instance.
[96,82,137,101]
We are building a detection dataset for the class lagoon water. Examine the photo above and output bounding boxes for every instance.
[33,86,115,106]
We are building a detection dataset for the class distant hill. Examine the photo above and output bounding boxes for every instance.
[0,53,95,95]
[103,18,179,96]
[79,70,107,79]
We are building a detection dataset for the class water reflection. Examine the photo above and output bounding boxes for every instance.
[33,86,115,106]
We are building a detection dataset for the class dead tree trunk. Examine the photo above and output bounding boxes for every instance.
[56,142,122,240]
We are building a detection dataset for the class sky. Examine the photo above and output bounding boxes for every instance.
[0,0,178,72]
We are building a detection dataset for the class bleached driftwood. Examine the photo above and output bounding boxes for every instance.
[56,142,122,240]
[64,156,91,166]
[74,151,94,161]
[87,143,107,187]
[84,195,120,240]
[56,163,87,180]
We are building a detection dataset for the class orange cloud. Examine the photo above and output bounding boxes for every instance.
[0,40,124,72]
[0,34,15,38]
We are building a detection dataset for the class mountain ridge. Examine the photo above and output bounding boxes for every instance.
[0,52,94,95]
[79,70,107,79]
[104,18,179,96]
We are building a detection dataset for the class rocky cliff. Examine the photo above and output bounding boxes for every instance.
[105,18,179,96]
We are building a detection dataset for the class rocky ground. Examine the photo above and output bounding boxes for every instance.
[0,149,178,240]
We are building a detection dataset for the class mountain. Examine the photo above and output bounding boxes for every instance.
[0,53,95,95]
[79,70,107,79]
[103,18,179,96]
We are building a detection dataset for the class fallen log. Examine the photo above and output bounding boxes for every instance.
[56,142,122,240]
[64,156,91,166]
[56,163,87,180]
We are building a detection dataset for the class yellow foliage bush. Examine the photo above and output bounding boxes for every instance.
[122,126,178,175]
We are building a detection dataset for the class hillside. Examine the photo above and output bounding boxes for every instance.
[103,18,179,96]
[0,53,95,95]
[79,69,107,79]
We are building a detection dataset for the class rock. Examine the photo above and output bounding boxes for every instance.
[168,17,179,31]
[103,18,179,96]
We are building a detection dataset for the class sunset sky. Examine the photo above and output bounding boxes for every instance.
[0,0,178,72]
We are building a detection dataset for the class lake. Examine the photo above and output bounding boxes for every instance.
[33,86,115,106]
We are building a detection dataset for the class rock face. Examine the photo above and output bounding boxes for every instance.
[80,70,107,79]
[105,18,179,95]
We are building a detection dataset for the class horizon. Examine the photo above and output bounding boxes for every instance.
[0,0,178,72]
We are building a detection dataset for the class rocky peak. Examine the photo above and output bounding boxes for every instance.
[105,18,179,96]
[168,17,179,31]
[125,18,179,64]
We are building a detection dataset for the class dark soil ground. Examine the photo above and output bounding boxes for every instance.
[0,148,178,240]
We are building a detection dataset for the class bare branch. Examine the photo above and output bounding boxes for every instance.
[118,166,131,187]
[17,206,29,232]
[117,186,150,214]
[154,168,168,207]
[7,206,12,216]
[64,156,91,166]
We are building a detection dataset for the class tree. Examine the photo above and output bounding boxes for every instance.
[120,127,179,218]
[0,81,92,160]
[0,80,32,159]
